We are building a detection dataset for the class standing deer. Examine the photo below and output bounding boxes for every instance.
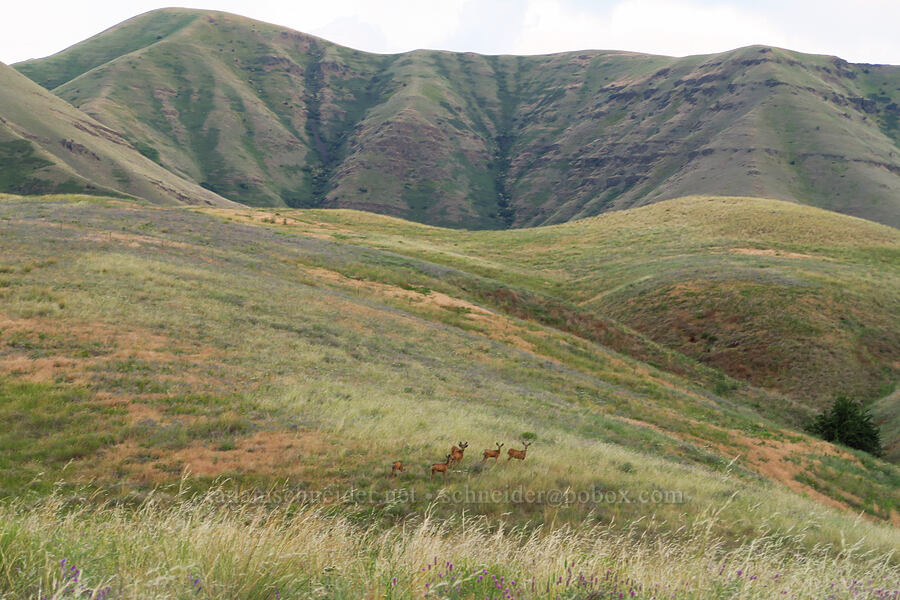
[482,442,504,462]
[449,441,469,467]
[507,441,532,461]
[391,461,405,477]
[431,454,452,480]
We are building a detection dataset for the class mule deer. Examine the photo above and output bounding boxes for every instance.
[431,454,452,480]
[449,441,468,467]
[391,461,405,477]
[482,442,504,462]
[507,441,532,461]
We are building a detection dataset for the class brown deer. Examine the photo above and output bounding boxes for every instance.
[482,442,504,462]
[507,441,532,461]
[449,441,468,467]
[391,461,405,477]
[431,454,452,480]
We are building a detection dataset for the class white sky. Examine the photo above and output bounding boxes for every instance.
[3,0,900,65]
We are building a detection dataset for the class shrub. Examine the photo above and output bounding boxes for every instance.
[809,396,882,456]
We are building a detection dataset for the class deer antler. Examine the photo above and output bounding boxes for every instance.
[449,441,468,467]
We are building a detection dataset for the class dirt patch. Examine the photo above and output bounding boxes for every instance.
[0,314,224,391]
[82,230,193,250]
[97,430,344,484]
[0,355,84,383]
[9,218,197,252]
[613,409,885,521]
[714,432,870,515]
[730,247,817,259]
[200,208,362,240]
[119,401,166,425]
[303,266,542,355]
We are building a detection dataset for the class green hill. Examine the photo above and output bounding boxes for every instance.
[14,8,900,228]
[200,195,899,451]
[1,193,897,506]
[322,195,898,407]
[0,61,234,207]
[0,193,897,598]
[2,9,899,596]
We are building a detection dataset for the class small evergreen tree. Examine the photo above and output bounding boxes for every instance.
[809,396,882,456]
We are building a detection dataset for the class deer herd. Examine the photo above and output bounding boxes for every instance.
[390,440,534,481]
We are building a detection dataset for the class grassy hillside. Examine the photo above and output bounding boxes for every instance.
[230,196,899,410]
[0,62,234,207]
[14,8,900,228]
[1,193,898,597]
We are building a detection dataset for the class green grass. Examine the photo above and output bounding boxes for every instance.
[0,139,54,190]
[287,196,899,410]
[0,379,123,494]
[14,9,201,90]
[0,193,897,597]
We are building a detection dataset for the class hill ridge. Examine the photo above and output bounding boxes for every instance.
[12,7,900,228]
[0,60,235,206]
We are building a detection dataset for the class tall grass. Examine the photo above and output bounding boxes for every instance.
[0,195,897,600]
[1,487,896,599]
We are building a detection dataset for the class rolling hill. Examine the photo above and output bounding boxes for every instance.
[318,195,899,406]
[0,192,898,598]
[195,195,900,451]
[1,9,899,597]
[13,8,900,228]
[0,61,234,207]
[0,192,896,501]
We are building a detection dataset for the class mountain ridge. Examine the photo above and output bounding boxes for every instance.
[0,59,235,206]
[13,7,900,228]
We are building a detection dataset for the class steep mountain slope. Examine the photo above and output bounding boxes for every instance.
[0,61,233,206]
[15,8,900,228]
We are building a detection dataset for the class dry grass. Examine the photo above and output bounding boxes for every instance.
[1,488,896,599]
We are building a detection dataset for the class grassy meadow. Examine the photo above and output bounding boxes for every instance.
[0,193,897,598]
[272,196,900,407]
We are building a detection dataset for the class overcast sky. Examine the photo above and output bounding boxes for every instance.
[4,0,900,66]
